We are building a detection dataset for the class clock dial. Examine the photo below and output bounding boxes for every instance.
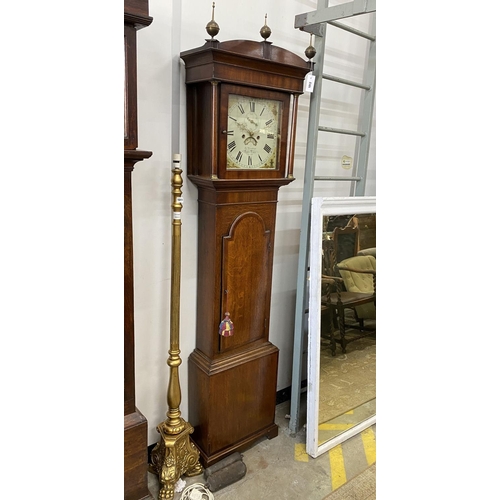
[226,94,282,170]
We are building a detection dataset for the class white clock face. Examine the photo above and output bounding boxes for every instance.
[226,94,282,170]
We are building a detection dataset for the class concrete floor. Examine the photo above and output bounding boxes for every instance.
[147,397,376,500]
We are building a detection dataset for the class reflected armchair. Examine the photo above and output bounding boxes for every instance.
[338,255,376,326]
[322,250,376,355]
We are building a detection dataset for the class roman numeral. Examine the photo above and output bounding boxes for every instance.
[238,104,245,114]
[265,119,273,126]
[228,141,236,152]
[229,116,237,121]
[260,107,265,116]
[227,130,234,136]
[267,133,274,139]
[236,151,243,162]
[248,156,252,166]
[263,144,272,154]
[258,154,263,163]
[249,102,255,112]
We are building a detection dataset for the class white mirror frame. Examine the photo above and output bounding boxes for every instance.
[307,196,376,458]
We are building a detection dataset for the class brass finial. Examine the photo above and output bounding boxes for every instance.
[206,2,219,39]
[305,34,316,60]
[260,13,272,40]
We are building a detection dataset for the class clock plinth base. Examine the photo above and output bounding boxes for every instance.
[188,343,279,468]
[197,422,279,468]
[149,419,203,500]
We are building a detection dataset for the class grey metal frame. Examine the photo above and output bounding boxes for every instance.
[288,0,376,435]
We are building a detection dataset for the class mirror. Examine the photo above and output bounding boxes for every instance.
[306,196,376,458]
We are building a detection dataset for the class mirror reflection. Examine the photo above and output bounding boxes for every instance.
[307,198,376,457]
[319,213,375,445]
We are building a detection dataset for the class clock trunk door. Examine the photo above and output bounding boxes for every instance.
[219,212,271,353]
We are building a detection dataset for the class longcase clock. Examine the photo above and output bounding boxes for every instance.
[124,1,153,499]
[180,32,310,467]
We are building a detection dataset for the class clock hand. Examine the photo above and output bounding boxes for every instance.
[236,119,259,142]
[237,121,252,135]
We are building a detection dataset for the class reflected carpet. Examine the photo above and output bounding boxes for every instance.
[319,330,376,424]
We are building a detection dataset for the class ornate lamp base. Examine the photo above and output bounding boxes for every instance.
[149,418,203,500]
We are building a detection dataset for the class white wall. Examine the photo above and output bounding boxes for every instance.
[134,0,376,445]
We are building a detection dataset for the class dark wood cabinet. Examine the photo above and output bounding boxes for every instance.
[124,2,153,499]
[180,39,309,467]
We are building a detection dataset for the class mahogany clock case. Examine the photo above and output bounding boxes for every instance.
[187,184,282,466]
[180,38,310,467]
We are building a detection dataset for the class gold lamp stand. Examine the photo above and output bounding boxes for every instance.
[150,154,203,500]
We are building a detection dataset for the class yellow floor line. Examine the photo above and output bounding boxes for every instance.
[294,443,309,462]
[329,444,347,490]
[361,427,376,465]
